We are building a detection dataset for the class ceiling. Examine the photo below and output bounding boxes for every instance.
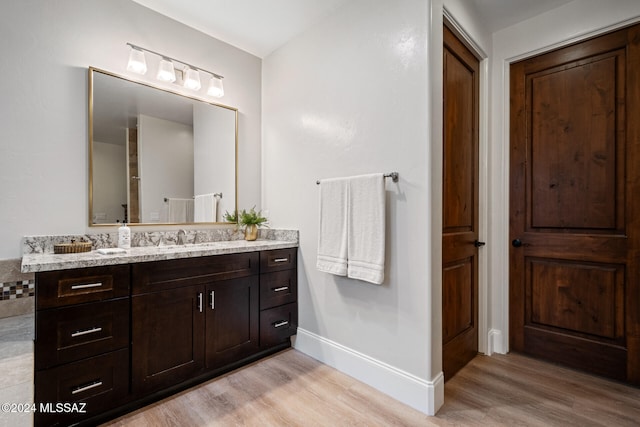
[131,0,350,58]
[467,0,574,33]
[132,0,574,58]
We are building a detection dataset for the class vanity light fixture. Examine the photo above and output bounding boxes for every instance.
[156,58,176,83]
[125,42,224,97]
[126,46,147,75]
[207,76,224,98]
[183,67,202,90]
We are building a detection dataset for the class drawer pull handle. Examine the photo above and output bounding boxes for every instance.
[273,258,289,263]
[274,320,289,328]
[273,286,289,292]
[71,282,103,290]
[71,380,103,395]
[71,327,103,338]
[210,290,215,310]
[198,293,203,313]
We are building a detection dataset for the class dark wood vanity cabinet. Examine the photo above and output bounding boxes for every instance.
[131,253,261,394]
[34,265,131,427]
[34,248,297,426]
[259,248,298,347]
[205,276,260,369]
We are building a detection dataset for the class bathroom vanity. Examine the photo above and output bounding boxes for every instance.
[22,235,298,426]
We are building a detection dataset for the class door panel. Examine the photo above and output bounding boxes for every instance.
[205,276,259,369]
[529,53,621,229]
[528,259,623,339]
[442,24,480,380]
[443,259,473,343]
[510,24,640,384]
[132,286,205,393]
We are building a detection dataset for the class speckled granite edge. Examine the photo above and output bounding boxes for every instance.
[21,229,299,273]
[22,229,298,254]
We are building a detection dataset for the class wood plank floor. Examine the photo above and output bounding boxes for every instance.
[102,349,640,426]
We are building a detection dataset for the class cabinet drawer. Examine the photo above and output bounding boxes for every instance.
[34,348,129,427]
[260,270,297,310]
[35,298,129,370]
[36,265,130,309]
[132,252,259,295]
[260,248,297,273]
[260,302,298,348]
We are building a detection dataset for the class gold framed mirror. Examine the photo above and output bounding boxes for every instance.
[88,67,237,226]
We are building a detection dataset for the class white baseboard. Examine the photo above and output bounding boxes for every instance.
[488,328,506,355]
[293,328,444,415]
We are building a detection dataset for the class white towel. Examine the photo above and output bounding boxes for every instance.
[317,173,386,284]
[194,193,218,222]
[317,177,349,276]
[165,198,194,223]
[347,174,385,284]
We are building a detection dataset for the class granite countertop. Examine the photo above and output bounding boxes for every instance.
[21,229,299,273]
[22,239,298,273]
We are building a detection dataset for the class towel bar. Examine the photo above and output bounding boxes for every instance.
[316,172,398,185]
[164,193,222,202]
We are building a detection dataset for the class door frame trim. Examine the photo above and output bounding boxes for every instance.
[443,8,489,356]
[494,14,640,355]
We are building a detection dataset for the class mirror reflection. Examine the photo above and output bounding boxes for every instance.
[89,67,237,226]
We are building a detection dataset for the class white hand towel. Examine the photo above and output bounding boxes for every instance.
[194,193,218,222]
[347,173,385,284]
[165,198,194,223]
[317,177,349,276]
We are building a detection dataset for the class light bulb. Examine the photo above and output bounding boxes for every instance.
[183,68,201,91]
[126,48,147,75]
[207,76,224,97]
[156,58,176,82]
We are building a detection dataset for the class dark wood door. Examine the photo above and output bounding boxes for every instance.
[442,25,480,380]
[510,24,640,383]
[132,285,205,393]
[205,276,259,369]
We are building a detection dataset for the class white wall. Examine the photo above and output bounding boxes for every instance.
[193,103,236,220]
[0,0,261,259]
[138,115,193,222]
[488,0,640,354]
[263,0,444,414]
[92,140,127,223]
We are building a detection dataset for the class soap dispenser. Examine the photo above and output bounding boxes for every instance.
[118,221,131,249]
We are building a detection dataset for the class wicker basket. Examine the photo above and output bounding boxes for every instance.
[54,241,92,254]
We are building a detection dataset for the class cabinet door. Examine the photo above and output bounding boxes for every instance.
[205,276,259,369]
[132,285,205,394]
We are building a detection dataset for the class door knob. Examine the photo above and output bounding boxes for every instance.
[474,240,486,247]
[512,239,523,248]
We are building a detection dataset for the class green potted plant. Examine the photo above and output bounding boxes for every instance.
[223,210,238,223]
[238,207,269,241]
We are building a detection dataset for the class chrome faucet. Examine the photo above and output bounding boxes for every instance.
[177,229,187,245]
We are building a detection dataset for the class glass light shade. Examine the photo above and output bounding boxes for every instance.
[156,59,176,82]
[183,68,201,91]
[207,77,224,98]
[126,48,147,75]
